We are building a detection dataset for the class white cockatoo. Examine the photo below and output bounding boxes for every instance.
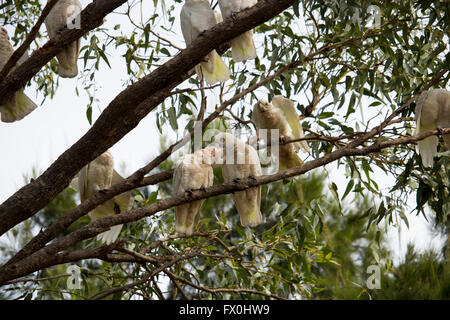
[217,0,257,62]
[71,151,133,244]
[252,95,309,170]
[415,88,450,167]
[214,132,262,227]
[45,0,82,78]
[0,27,37,122]
[172,147,219,236]
[180,0,230,85]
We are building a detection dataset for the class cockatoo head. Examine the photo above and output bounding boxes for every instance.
[0,27,9,40]
[214,132,250,165]
[255,99,272,113]
[194,146,221,166]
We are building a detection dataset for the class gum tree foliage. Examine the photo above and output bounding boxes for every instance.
[0,0,449,299]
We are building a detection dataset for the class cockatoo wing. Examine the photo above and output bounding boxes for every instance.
[180,0,217,44]
[45,0,82,78]
[69,177,79,191]
[220,137,262,227]
[279,144,304,170]
[0,91,38,123]
[92,169,133,244]
[173,159,185,196]
[434,89,450,149]
[173,161,190,235]
[415,88,450,167]
[217,0,257,61]
[78,164,89,202]
[111,169,133,212]
[217,0,257,17]
[77,152,122,244]
[230,30,256,62]
[180,1,230,84]
[173,153,212,236]
[0,33,37,122]
[272,95,310,153]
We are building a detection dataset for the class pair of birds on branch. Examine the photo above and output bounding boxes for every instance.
[0,0,82,122]
[174,94,313,237]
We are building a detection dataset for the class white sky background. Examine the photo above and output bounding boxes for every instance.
[0,0,445,273]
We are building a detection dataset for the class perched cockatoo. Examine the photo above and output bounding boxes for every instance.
[180,0,230,85]
[415,88,450,167]
[172,147,219,236]
[217,0,257,62]
[214,132,262,227]
[71,151,133,244]
[252,95,309,170]
[45,0,82,78]
[0,27,37,122]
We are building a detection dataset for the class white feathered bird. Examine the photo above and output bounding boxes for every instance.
[415,88,450,167]
[71,151,133,244]
[215,132,262,227]
[45,0,82,78]
[0,27,37,122]
[252,95,309,170]
[172,147,218,236]
[180,0,230,85]
[217,0,257,62]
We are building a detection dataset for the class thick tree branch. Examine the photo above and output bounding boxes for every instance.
[0,0,300,236]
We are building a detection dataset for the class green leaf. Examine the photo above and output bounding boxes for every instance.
[342,179,354,200]
[167,107,178,130]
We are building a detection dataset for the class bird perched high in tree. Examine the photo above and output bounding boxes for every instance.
[71,151,133,244]
[180,0,230,85]
[217,0,257,62]
[45,0,82,78]
[415,88,450,167]
[172,147,219,236]
[252,95,310,170]
[0,27,38,122]
[215,132,262,227]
